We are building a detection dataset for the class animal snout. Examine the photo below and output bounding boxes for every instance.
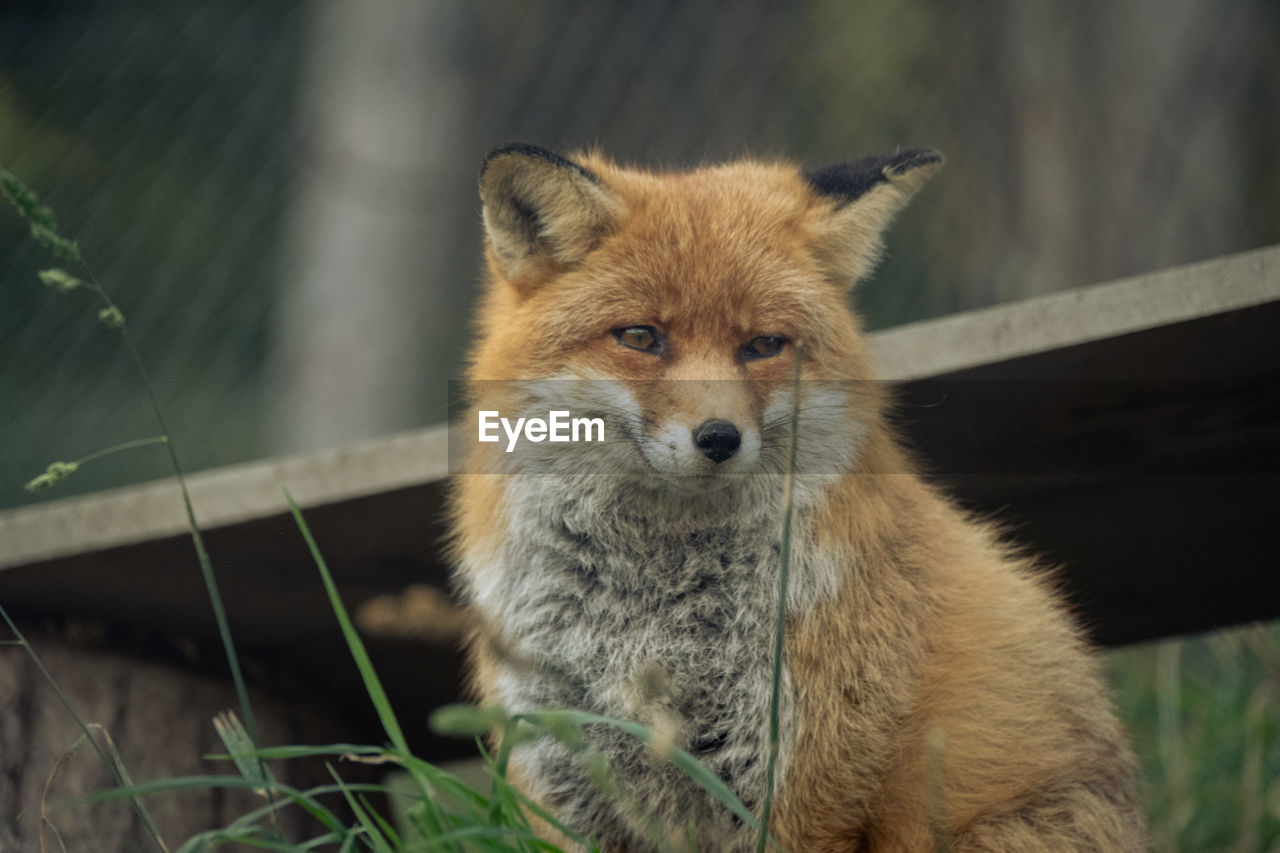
[692,419,741,463]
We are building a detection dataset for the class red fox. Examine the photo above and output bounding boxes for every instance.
[450,143,1147,851]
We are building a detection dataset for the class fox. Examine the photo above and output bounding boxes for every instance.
[449,142,1147,851]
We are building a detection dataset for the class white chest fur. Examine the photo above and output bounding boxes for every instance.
[465,472,835,849]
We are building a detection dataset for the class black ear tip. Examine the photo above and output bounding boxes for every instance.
[887,148,944,174]
[805,147,943,204]
[482,142,557,167]
[480,143,598,184]
[481,142,550,180]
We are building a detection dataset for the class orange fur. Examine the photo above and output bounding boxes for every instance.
[452,146,1147,851]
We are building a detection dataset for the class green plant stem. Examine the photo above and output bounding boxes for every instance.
[0,602,170,851]
[3,169,280,842]
[757,349,803,853]
[286,492,412,757]
[1156,640,1189,850]
[26,436,172,491]
[79,270,271,800]
[105,288,283,841]
[73,435,169,466]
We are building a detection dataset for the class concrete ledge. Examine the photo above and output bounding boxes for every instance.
[4,245,1275,573]
[872,245,1279,380]
[0,425,449,570]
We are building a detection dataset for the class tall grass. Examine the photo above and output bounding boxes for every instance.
[1108,621,1280,852]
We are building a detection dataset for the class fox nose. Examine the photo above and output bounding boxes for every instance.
[692,419,741,463]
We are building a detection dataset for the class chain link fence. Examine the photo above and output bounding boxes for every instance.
[2,0,1278,510]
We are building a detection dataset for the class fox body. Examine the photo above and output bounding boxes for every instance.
[451,144,1146,851]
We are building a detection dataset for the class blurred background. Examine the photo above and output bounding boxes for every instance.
[2,0,1278,506]
[1,2,1278,848]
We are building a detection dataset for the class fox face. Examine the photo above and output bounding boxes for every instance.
[467,144,941,492]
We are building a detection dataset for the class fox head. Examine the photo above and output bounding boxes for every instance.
[468,144,940,488]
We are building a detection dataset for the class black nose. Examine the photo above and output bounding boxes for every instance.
[692,420,741,463]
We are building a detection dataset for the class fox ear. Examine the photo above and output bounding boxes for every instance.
[479,143,622,282]
[805,149,942,287]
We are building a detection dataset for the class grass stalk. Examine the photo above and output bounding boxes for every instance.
[0,603,169,850]
[2,167,277,843]
[286,493,411,758]
[1156,639,1188,851]
[756,348,803,853]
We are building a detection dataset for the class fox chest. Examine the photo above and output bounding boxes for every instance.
[474,492,792,847]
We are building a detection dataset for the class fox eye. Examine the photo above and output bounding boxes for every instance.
[742,335,787,360]
[613,325,663,354]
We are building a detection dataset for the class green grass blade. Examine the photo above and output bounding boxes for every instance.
[757,347,803,852]
[516,709,770,842]
[327,763,394,853]
[2,166,273,843]
[205,743,385,762]
[0,602,170,851]
[213,711,275,794]
[286,491,409,757]
[359,793,403,847]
